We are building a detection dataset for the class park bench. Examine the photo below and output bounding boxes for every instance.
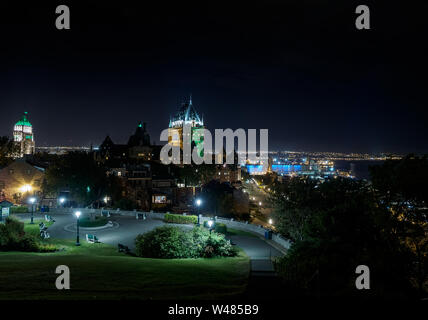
[136,213,146,220]
[107,220,113,227]
[86,234,99,243]
[118,243,130,254]
[40,230,50,239]
[45,215,55,222]
[101,210,110,217]
[39,222,50,239]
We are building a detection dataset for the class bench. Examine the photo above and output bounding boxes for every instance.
[107,221,113,227]
[118,243,130,254]
[40,230,50,239]
[101,210,110,217]
[86,234,99,243]
[136,213,146,220]
[45,215,55,222]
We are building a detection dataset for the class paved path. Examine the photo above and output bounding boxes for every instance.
[16,212,285,268]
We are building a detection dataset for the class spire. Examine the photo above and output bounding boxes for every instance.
[189,94,192,105]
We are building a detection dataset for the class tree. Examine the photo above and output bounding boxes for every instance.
[44,152,111,207]
[200,180,235,217]
[370,155,428,295]
[272,176,417,298]
[0,136,18,167]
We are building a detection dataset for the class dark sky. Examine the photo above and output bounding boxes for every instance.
[0,0,427,153]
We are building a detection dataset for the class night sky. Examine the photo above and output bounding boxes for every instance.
[0,0,427,153]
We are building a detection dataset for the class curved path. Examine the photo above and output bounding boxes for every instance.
[15,211,284,266]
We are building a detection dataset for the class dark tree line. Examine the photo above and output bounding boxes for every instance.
[270,155,428,299]
[44,152,123,207]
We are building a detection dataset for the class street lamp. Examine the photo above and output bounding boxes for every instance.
[207,219,214,233]
[20,184,32,193]
[196,198,202,225]
[268,218,273,225]
[259,201,262,206]
[29,197,36,224]
[59,197,65,207]
[75,211,81,246]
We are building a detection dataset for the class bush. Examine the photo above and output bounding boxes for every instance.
[164,213,197,224]
[79,216,108,227]
[202,221,227,234]
[135,226,194,258]
[0,217,38,252]
[135,226,237,259]
[10,206,29,213]
[37,243,59,253]
[214,223,227,235]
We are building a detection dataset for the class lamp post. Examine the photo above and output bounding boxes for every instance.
[59,197,65,207]
[75,211,81,246]
[196,198,202,225]
[29,197,36,224]
[207,219,214,234]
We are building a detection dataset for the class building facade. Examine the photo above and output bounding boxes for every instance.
[0,160,44,204]
[13,112,35,157]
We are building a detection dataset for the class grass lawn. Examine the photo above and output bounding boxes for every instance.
[0,235,250,300]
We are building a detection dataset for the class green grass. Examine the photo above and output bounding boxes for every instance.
[0,237,250,300]
[227,228,259,238]
[78,216,108,228]
[23,219,54,237]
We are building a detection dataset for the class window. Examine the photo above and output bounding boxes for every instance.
[153,195,166,204]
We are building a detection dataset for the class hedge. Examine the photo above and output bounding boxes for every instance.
[164,213,197,224]
[10,206,29,214]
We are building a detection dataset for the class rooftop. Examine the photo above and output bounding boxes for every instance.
[15,112,32,127]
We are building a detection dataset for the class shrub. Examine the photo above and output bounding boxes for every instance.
[0,217,38,252]
[10,206,29,214]
[37,243,59,253]
[201,231,236,258]
[135,226,195,258]
[79,216,108,228]
[135,226,237,259]
[17,234,39,252]
[164,213,197,224]
[4,217,25,236]
[214,223,227,235]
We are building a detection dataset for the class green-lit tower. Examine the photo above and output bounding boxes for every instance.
[13,112,35,157]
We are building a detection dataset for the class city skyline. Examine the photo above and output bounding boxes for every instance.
[1,1,427,154]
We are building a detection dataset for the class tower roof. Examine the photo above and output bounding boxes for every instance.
[170,96,203,126]
[15,112,32,127]
[128,121,150,147]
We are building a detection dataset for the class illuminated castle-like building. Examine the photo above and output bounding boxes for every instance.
[168,96,205,158]
[13,112,35,157]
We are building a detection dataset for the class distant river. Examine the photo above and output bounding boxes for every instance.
[334,160,385,180]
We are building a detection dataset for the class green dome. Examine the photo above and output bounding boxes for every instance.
[15,112,32,127]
